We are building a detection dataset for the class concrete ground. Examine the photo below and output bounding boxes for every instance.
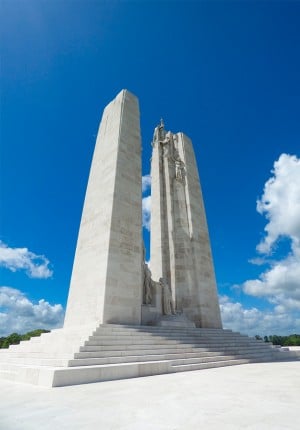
[0,362,299,430]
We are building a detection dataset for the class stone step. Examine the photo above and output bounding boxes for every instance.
[6,345,81,354]
[88,333,259,342]
[93,337,255,345]
[7,328,96,351]
[1,322,292,388]
[1,342,275,361]
[90,333,247,342]
[80,343,202,352]
[0,350,275,368]
[8,339,85,352]
[92,334,253,343]
[92,330,262,343]
[0,340,278,362]
[97,329,251,336]
[94,327,239,337]
[0,351,71,359]
[85,337,271,348]
[170,353,274,366]
[0,360,170,386]
[221,346,274,354]
[78,351,274,366]
[73,353,242,367]
[69,352,225,366]
[85,338,180,346]
[74,349,221,359]
[74,348,275,360]
[69,353,275,368]
[79,346,205,356]
[0,350,281,388]
[79,342,275,354]
[118,330,260,344]
[7,340,271,356]
[103,324,231,330]
[84,340,256,349]
[0,357,70,367]
[98,325,233,334]
[171,358,251,372]
[95,330,261,339]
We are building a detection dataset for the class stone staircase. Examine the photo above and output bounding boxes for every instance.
[0,324,298,387]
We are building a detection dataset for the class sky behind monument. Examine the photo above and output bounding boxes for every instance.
[1,1,300,336]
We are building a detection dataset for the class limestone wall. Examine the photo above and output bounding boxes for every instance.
[64,90,142,327]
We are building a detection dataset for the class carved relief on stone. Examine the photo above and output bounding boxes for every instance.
[159,278,176,315]
[143,263,153,305]
[175,159,186,184]
[152,127,160,145]
[152,119,166,146]
[161,132,174,160]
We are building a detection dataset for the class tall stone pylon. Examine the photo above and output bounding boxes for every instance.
[64,90,142,327]
[150,120,222,328]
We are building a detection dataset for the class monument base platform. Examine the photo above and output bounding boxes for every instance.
[0,324,299,387]
[156,313,196,328]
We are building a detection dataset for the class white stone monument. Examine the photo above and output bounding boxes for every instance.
[4,89,275,389]
[64,91,222,330]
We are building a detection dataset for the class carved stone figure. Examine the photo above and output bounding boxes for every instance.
[162,139,170,157]
[159,278,176,315]
[153,126,160,144]
[175,159,186,184]
[153,118,166,144]
[143,263,153,305]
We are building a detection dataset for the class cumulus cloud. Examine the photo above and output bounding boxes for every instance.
[219,295,300,336]
[142,195,151,231]
[256,153,300,254]
[142,174,152,231]
[142,174,151,193]
[0,286,64,336]
[239,153,300,321]
[0,241,53,278]
[244,251,300,308]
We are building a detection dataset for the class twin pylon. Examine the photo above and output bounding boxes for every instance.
[65,89,222,329]
[2,91,297,388]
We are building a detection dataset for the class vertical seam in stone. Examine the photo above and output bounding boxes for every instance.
[102,91,126,323]
[180,133,194,240]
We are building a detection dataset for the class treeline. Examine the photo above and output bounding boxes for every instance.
[0,329,50,349]
[255,334,300,346]
[1,330,299,348]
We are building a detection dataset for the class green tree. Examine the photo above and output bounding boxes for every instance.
[0,329,50,349]
[21,329,49,341]
[0,337,6,348]
[283,334,300,346]
[0,332,22,349]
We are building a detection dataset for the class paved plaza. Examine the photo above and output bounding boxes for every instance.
[0,361,299,430]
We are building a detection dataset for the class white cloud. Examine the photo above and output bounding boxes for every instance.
[256,153,300,254]
[239,153,300,321]
[0,286,64,336]
[244,251,300,308]
[0,241,53,278]
[219,295,300,336]
[142,174,151,231]
[142,174,151,193]
[142,195,151,231]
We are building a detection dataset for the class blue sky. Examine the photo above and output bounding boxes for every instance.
[1,1,299,336]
